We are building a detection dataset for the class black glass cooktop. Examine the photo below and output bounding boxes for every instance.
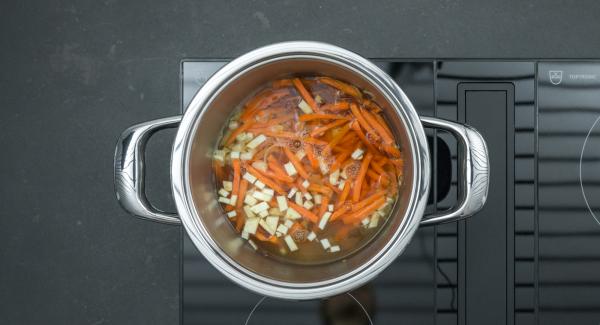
[180,60,600,325]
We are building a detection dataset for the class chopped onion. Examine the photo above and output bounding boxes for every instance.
[218,188,229,197]
[301,180,310,188]
[252,191,272,202]
[320,238,331,250]
[286,207,301,220]
[248,239,258,250]
[243,218,259,234]
[318,212,332,230]
[226,211,237,218]
[230,151,241,159]
[223,181,233,191]
[307,231,317,241]
[287,187,298,199]
[250,202,269,213]
[246,134,267,149]
[298,99,313,114]
[284,235,299,252]
[314,194,322,204]
[329,169,340,185]
[284,162,297,176]
[351,148,364,160]
[303,200,314,210]
[276,196,288,211]
[294,192,303,205]
[254,180,265,189]
[242,172,257,184]
[244,194,258,206]
[329,245,341,253]
[295,150,306,160]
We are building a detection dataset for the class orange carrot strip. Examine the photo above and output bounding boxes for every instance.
[303,143,319,169]
[310,119,348,137]
[318,195,330,218]
[298,113,350,122]
[324,124,351,154]
[320,101,351,111]
[255,231,279,244]
[382,143,402,158]
[231,159,241,197]
[293,78,319,112]
[350,122,378,154]
[351,190,386,212]
[318,77,363,100]
[283,147,310,179]
[303,137,329,146]
[374,113,393,137]
[330,149,352,172]
[267,155,291,177]
[257,130,299,139]
[362,108,394,144]
[336,181,352,209]
[330,204,351,222]
[370,159,386,175]
[288,201,319,223]
[367,169,389,185]
[236,179,249,209]
[245,165,286,194]
[225,121,255,146]
[352,152,373,202]
[250,115,294,129]
[325,181,342,195]
[342,197,386,224]
[263,168,295,183]
[350,103,380,141]
[307,183,333,197]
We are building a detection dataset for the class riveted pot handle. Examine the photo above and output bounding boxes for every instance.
[114,116,182,225]
[419,117,490,226]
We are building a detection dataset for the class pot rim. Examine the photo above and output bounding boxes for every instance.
[171,41,431,300]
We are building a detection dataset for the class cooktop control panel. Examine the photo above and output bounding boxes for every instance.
[181,60,600,325]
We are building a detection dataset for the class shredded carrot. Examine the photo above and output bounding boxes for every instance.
[362,108,394,144]
[330,149,352,172]
[318,77,363,100]
[310,119,348,137]
[299,113,350,122]
[307,183,333,197]
[283,147,310,179]
[336,181,351,209]
[350,103,380,141]
[350,121,378,153]
[231,159,241,197]
[342,197,386,224]
[245,164,286,194]
[293,78,319,112]
[318,195,330,218]
[237,179,249,209]
[288,201,319,223]
[351,190,386,212]
[303,143,319,169]
[320,101,351,111]
[330,204,351,222]
[352,152,373,202]
[323,124,351,153]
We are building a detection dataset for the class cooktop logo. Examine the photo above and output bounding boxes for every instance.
[549,70,563,85]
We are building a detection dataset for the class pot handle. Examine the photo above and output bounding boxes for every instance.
[114,116,182,225]
[419,117,489,226]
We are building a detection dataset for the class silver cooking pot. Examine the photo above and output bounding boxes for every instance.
[114,41,489,300]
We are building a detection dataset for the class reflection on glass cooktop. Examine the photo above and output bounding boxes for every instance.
[180,59,600,325]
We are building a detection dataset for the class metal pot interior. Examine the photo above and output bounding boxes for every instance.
[187,57,415,284]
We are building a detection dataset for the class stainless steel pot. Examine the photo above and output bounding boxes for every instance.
[114,41,489,300]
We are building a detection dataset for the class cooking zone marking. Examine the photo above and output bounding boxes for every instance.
[579,114,600,227]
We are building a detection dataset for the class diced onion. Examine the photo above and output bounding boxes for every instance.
[351,148,364,160]
[318,212,332,230]
[298,99,313,114]
[226,211,237,218]
[243,218,259,234]
[276,196,288,211]
[320,238,331,250]
[246,134,267,149]
[284,235,299,252]
[329,245,340,253]
[223,181,233,191]
[307,231,317,241]
[284,162,297,176]
[242,172,257,184]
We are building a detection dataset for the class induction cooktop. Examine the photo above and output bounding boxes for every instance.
[180,60,600,325]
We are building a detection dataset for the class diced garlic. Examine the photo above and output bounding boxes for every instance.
[223,181,233,191]
[369,214,380,228]
[229,195,237,206]
[298,99,313,114]
[329,169,340,185]
[258,210,269,218]
[228,121,239,130]
[351,148,364,160]
[307,231,317,241]
[246,134,267,149]
[265,216,279,232]
[276,224,289,235]
[252,191,272,202]
[295,192,303,205]
[241,230,249,239]
[243,218,259,234]
[284,219,294,228]
[284,162,297,176]
[248,239,258,250]
[226,210,237,218]
[286,207,301,220]
[337,180,346,190]
[295,150,306,160]
[315,94,324,104]
[329,245,340,253]
[213,150,226,162]
[320,238,331,250]
[250,202,270,213]
[243,205,256,218]
[284,235,299,252]
[243,172,257,184]
[301,180,310,188]
[303,200,314,210]
[276,196,288,211]
[259,219,276,235]
[230,151,241,159]
[218,188,230,197]
[252,161,268,172]
[218,197,231,205]
[318,157,329,174]
[287,187,298,199]
[318,212,332,230]
[244,194,258,206]
[314,194,322,204]
[240,151,254,161]
[254,180,265,189]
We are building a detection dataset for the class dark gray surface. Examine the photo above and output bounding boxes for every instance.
[2,1,600,324]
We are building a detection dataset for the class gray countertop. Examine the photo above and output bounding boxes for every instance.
[2,1,600,324]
